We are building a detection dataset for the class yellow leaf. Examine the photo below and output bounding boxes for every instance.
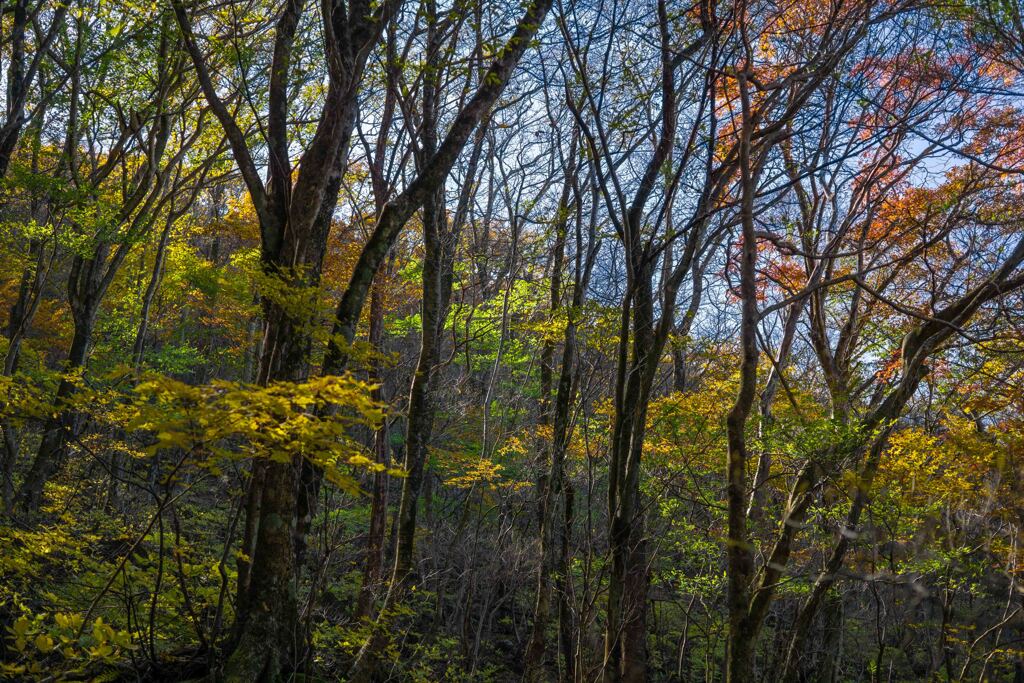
[34,634,54,653]
[12,616,30,637]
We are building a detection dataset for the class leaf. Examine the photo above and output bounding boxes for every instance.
[12,616,30,637]
[34,633,54,653]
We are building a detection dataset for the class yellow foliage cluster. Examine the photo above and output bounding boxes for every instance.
[878,417,998,507]
[123,373,394,494]
[434,441,531,493]
[3,608,132,678]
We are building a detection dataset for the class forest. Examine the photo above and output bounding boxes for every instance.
[2,0,1024,680]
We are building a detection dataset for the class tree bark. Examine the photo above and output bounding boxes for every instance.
[525,153,587,680]
[132,214,176,371]
[17,304,96,511]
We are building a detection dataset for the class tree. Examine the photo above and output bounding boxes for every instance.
[174,0,554,674]
[3,0,1024,679]
[17,8,217,511]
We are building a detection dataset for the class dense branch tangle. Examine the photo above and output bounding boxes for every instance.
[2,0,1024,681]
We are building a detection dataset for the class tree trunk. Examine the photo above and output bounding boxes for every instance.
[604,270,659,683]
[348,183,451,683]
[525,154,577,682]
[355,275,392,620]
[559,481,576,681]
[133,215,175,371]
[224,291,318,678]
[17,306,95,511]
[2,238,51,508]
[725,77,760,681]
[748,297,803,521]
[224,458,301,680]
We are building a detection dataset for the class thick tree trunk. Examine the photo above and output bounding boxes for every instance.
[389,171,457,590]
[224,294,316,678]
[348,40,447,678]
[224,458,301,680]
